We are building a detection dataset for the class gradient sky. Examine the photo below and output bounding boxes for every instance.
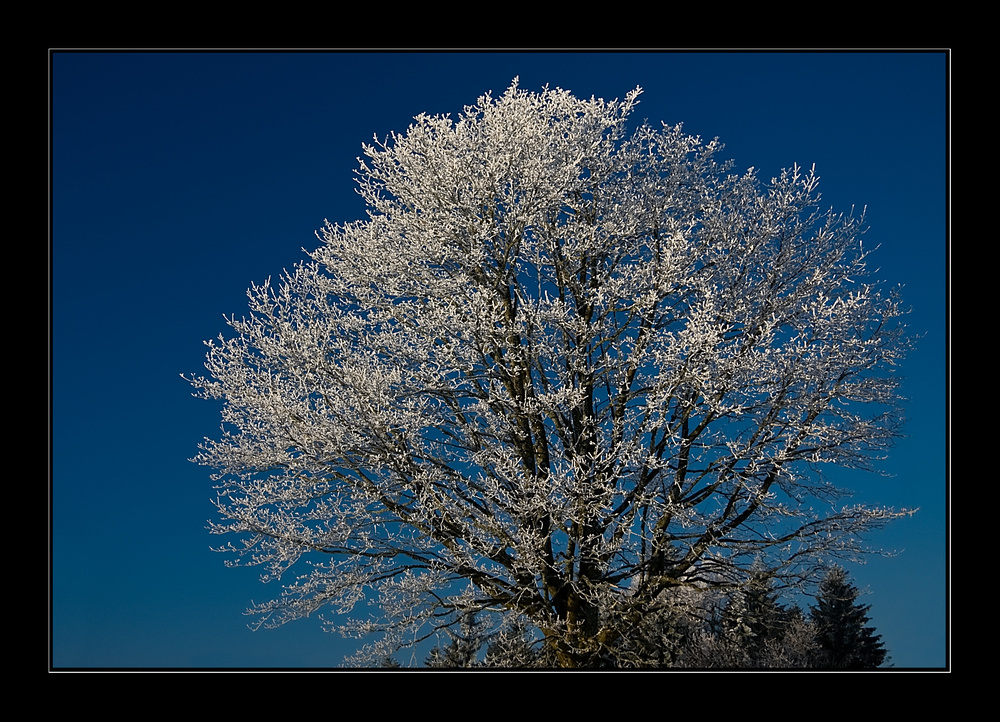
[51,50,948,669]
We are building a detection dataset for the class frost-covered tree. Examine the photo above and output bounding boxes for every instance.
[718,572,790,663]
[188,81,912,667]
[684,573,821,668]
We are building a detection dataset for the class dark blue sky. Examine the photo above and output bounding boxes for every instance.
[51,51,948,668]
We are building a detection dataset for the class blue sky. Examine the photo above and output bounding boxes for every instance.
[51,51,948,669]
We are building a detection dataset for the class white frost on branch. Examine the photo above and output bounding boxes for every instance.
[186,80,913,667]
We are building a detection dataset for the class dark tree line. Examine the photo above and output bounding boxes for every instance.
[414,566,887,669]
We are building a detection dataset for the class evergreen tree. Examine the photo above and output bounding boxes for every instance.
[424,614,555,668]
[758,605,822,668]
[424,612,486,668]
[615,603,693,668]
[721,573,790,660]
[679,573,824,668]
[481,618,553,668]
[811,567,887,669]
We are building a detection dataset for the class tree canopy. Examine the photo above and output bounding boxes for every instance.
[188,80,911,667]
